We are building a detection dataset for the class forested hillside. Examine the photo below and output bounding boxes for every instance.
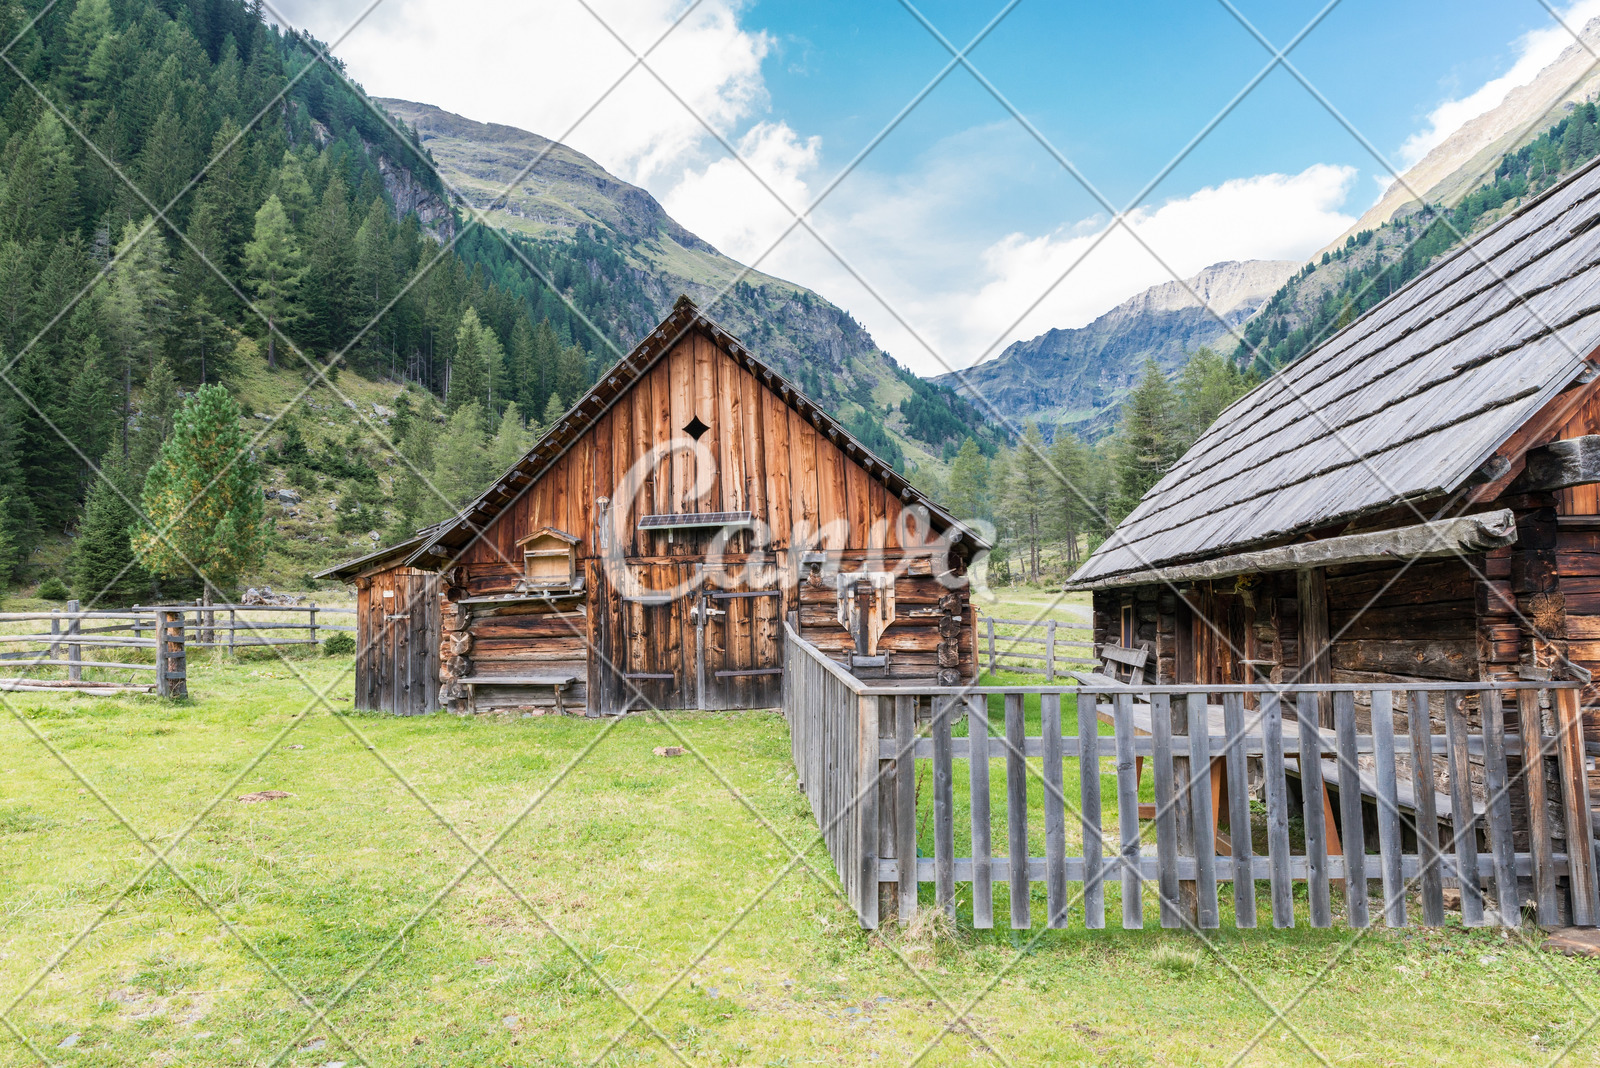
[0,0,1004,604]
[1234,103,1600,375]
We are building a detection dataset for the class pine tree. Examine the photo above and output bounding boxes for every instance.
[1111,359,1181,523]
[243,194,302,370]
[302,173,357,354]
[69,447,153,607]
[541,391,564,431]
[175,295,229,385]
[1175,346,1254,447]
[945,438,991,523]
[1000,422,1051,582]
[425,402,494,522]
[1047,430,1094,567]
[489,401,531,474]
[106,219,175,456]
[446,308,488,413]
[133,384,265,602]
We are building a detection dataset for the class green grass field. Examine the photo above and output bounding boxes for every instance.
[2,656,1598,1067]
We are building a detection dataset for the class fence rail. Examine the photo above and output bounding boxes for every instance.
[0,601,187,696]
[130,603,355,650]
[976,615,1095,681]
[781,622,1600,932]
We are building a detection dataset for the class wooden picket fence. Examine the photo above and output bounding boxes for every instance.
[782,622,1600,931]
[976,615,1095,680]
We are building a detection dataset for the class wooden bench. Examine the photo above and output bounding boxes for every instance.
[1070,643,1150,689]
[459,674,578,715]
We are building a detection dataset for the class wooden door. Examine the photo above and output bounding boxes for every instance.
[698,577,783,710]
[360,569,440,715]
[618,561,697,711]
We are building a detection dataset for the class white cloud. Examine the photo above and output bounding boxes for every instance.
[264,0,1357,377]
[265,0,772,188]
[1398,0,1600,169]
[893,165,1358,371]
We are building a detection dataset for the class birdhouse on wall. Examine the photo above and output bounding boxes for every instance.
[515,527,580,590]
[836,571,896,657]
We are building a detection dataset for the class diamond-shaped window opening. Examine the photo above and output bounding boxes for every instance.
[683,415,710,441]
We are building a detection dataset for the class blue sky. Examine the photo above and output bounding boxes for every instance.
[276,0,1600,375]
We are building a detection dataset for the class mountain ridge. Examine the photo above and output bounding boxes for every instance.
[932,258,1297,438]
[380,98,1002,471]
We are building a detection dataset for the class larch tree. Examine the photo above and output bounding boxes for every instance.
[243,194,302,370]
[1000,422,1052,582]
[132,384,265,607]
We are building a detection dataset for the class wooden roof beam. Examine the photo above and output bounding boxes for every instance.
[1508,434,1600,494]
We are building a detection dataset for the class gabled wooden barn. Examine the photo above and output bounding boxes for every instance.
[1070,155,1600,808]
[323,297,985,715]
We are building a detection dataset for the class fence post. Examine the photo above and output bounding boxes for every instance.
[986,617,996,676]
[856,692,881,929]
[228,608,236,657]
[49,609,60,667]
[66,600,80,682]
[161,609,187,699]
[1045,619,1056,683]
[154,612,168,698]
[309,602,318,648]
[1554,687,1598,924]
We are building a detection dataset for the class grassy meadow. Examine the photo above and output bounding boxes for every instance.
[2,642,1597,1067]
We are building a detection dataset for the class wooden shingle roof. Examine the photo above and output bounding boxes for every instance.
[1072,155,1600,588]
[401,296,987,571]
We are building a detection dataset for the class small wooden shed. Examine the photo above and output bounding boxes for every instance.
[325,297,986,715]
[1070,155,1600,804]
[319,534,442,716]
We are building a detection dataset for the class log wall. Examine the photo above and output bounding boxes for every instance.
[427,329,976,714]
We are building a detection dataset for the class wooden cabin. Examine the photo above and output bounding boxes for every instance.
[1069,155,1600,812]
[323,296,985,715]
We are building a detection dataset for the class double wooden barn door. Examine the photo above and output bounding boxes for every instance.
[592,561,783,713]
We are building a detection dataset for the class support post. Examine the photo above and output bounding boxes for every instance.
[309,602,318,648]
[49,609,60,667]
[161,609,187,699]
[986,617,996,676]
[154,612,168,698]
[66,600,80,682]
[229,608,236,656]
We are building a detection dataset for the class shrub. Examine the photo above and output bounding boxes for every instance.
[323,632,356,657]
[37,576,68,601]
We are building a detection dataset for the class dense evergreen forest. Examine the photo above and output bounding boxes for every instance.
[0,0,643,599]
[1235,103,1600,376]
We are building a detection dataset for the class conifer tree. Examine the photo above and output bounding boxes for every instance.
[945,438,991,523]
[426,401,493,521]
[70,448,153,606]
[133,384,265,603]
[1047,430,1094,566]
[1000,422,1051,582]
[107,219,175,455]
[446,308,489,413]
[541,392,564,431]
[489,401,531,474]
[1111,359,1181,522]
[243,194,302,370]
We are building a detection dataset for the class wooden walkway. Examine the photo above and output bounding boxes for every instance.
[782,623,1600,931]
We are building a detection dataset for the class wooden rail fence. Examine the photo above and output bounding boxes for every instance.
[0,601,187,696]
[133,602,356,651]
[976,616,1095,680]
[782,622,1600,931]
